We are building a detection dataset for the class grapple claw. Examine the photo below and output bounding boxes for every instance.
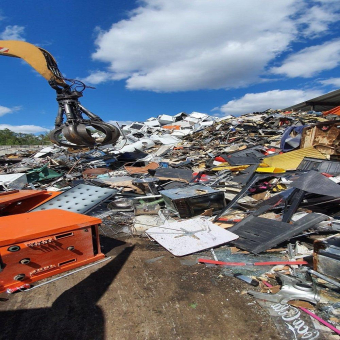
[48,79,121,149]
[49,121,120,149]
[62,123,96,146]
[91,121,121,145]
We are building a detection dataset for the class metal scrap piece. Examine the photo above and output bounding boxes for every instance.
[248,273,320,304]
[290,170,340,197]
[297,157,340,175]
[229,213,328,254]
[313,234,340,280]
[31,184,117,215]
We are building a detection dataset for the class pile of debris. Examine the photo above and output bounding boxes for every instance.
[0,108,340,338]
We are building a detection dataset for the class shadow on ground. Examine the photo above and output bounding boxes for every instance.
[99,235,127,256]
[0,245,134,340]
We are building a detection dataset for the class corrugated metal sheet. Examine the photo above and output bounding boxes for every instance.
[323,105,340,116]
[263,147,326,170]
[284,89,340,112]
[297,157,340,175]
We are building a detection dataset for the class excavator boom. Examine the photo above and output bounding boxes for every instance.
[0,40,120,149]
[0,40,66,87]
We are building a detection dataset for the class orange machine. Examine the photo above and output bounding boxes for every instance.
[0,209,104,292]
[0,190,60,216]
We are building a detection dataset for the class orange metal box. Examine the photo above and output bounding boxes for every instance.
[0,189,60,216]
[0,209,104,292]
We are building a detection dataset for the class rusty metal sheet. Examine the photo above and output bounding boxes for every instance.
[93,177,145,194]
[82,168,111,179]
[124,162,159,175]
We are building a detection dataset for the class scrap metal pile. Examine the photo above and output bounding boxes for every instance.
[0,108,340,338]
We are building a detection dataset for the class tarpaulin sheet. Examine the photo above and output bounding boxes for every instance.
[26,165,62,183]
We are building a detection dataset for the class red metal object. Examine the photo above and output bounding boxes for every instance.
[217,217,242,223]
[199,259,247,266]
[321,172,333,178]
[215,156,226,162]
[6,283,31,293]
[0,209,104,292]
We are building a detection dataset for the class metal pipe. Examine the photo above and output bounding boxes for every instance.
[308,268,340,288]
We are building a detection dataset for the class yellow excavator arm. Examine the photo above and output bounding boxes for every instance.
[0,40,66,87]
[0,40,120,148]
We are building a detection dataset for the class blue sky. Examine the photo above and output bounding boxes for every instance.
[0,0,340,134]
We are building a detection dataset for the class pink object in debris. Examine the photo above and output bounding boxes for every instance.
[260,280,340,335]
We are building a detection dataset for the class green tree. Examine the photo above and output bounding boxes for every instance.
[0,129,52,145]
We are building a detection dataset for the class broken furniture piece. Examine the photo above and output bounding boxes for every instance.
[0,209,104,293]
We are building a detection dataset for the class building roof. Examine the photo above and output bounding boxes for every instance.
[284,89,340,112]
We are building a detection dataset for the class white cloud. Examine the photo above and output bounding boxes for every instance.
[271,39,340,78]
[81,70,128,85]
[87,0,340,92]
[0,105,20,117]
[319,77,340,87]
[219,89,324,115]
[297,2,340,38]
[90,0,301,91]
[0,107,48,133]
[0,25,25,40]
[0,124,49,133]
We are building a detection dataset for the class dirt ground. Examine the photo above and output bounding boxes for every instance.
[0,235,282,340]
